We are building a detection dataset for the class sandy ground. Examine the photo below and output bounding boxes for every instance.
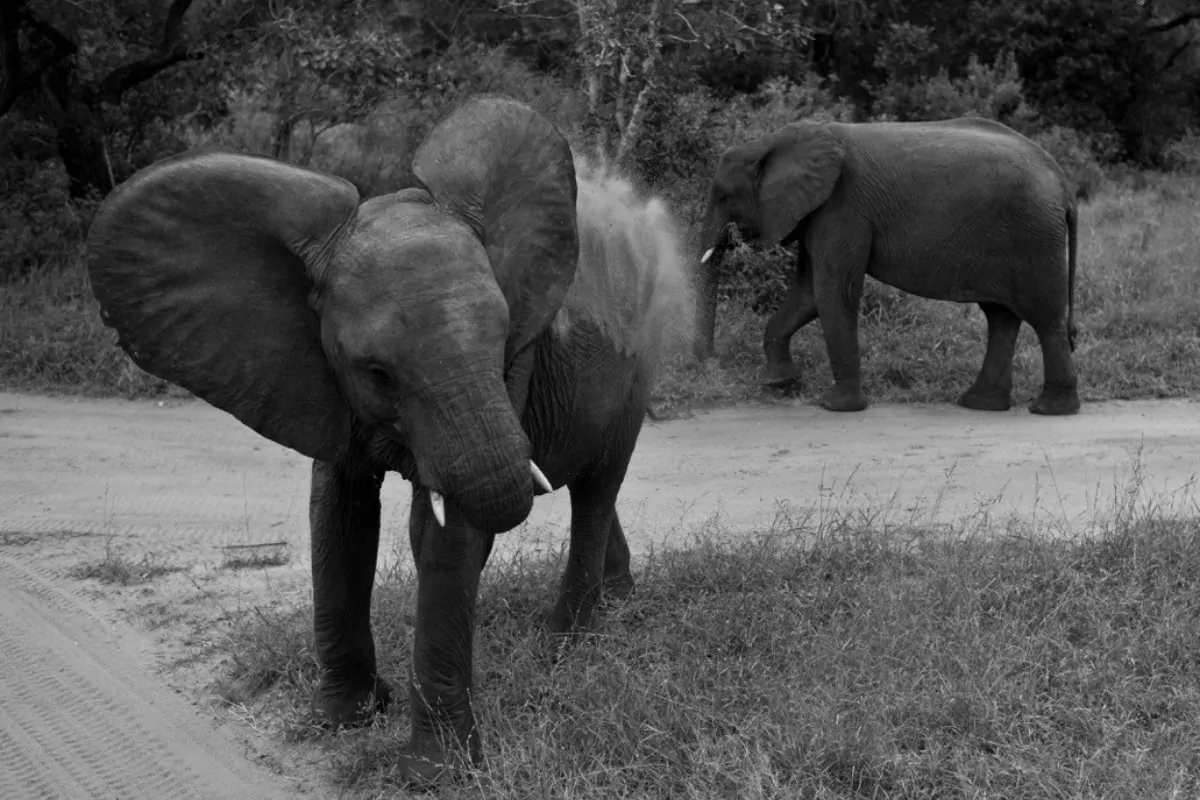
[3,390,1200,797]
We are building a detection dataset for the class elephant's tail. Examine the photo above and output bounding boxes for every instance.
[1066,200,1078,353]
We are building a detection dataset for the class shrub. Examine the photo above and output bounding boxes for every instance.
[0,116,95,281]
[713,74,856,147]
[1161,130,1200,175]
[1031,125,1108,202]
[873,48,1038,130]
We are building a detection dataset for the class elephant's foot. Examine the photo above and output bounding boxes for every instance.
[395,725,483,789]
[1030,383,1081,416]
[547,598,601,636]
[762,361,804,389]
[819,385,868,412]
[602,572,636,605]
[310,673,392,727]
[957,386,1012,411]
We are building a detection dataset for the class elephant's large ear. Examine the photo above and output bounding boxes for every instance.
[755,122,845,244]
[412,94,578,364]
[86,151,360,463]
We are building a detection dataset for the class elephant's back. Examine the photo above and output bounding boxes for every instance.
[845,118,1063,177]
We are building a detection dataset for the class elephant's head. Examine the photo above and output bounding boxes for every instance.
[86,95,578,534]
[692,122,845,357]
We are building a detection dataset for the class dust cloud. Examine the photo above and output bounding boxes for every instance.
[557,156,697,373]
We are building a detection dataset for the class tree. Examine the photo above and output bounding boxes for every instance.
[1,0,205,198]
[495,0,810,166]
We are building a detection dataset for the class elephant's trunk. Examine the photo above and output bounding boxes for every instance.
[413,379,535,535]
[693,205,731,359]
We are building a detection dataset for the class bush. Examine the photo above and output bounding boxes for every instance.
[1162,130,1200,175]
[0,117,95,281]
[873,48,1038,129]
[1031,125,1109,202]
[713,74,857,147]
[187,43,584,200]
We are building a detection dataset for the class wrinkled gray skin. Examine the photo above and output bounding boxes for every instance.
[86,95,650,785]
[694,117,1080,416]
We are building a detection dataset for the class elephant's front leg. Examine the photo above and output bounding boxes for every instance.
[309,460,391,725]
[398,489,493,784]
[762,251,818,389]
[812,248,869,412]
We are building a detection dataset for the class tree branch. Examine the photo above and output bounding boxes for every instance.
[97,0,200,105]
[615,0,662,165]
[1146,11,1200,34]
[1160,34,1195,71]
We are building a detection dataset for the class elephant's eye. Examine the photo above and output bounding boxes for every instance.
[365,363,395,389]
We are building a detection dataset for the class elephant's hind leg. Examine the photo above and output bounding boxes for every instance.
[1030,320,1081,416]
[548,483,619,635]
[309,460,391,726]
[762,253,818,388]
[959,302,1021,411]
[549,410,642,635]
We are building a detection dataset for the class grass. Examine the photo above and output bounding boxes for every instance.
[221,542,292,570]
[3,172,1198,410]
[208,485,1200,799]
[70,537,186,585]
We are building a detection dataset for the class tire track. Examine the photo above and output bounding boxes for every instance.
[0,555,303,800]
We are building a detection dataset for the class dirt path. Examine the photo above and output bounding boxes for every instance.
[3,390,1199,796]
[3,392,1199,555]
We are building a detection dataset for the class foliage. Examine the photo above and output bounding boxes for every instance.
[1161,130,1200,174]
[5,0,1200,410]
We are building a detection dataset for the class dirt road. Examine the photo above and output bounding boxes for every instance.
[2,390,1199,797]
[4,392,1199,556]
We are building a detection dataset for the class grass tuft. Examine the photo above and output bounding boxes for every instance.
[212,502,1200,797]
[70,538,185,585]
[221,542,292,571]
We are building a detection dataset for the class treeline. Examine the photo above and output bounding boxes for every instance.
[3,0,1199,279]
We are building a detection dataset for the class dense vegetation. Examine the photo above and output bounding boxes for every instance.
[3,0,1200,406]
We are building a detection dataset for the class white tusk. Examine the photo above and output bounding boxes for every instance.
[530,462,554,493]
[700,247,714,263]
[429,490,446,527]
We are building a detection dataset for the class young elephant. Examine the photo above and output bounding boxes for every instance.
[693,116,1080,416]
[86,95,689,783]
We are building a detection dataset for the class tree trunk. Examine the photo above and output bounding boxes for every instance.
[43,64,114,199]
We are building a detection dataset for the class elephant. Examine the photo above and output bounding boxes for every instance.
[692,116,1081,416]
[85,94,686,784]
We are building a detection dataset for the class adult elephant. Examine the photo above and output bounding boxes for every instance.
[86,95,682,784]
[693,117,1080,416]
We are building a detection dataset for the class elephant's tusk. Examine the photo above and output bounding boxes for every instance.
[700,247,714,263]
[530,461,554,493]
[430,490,446,527]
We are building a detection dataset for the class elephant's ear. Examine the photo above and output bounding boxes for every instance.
[86,151,360,463]
[755,122,846,244]
[412,94,578,365]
